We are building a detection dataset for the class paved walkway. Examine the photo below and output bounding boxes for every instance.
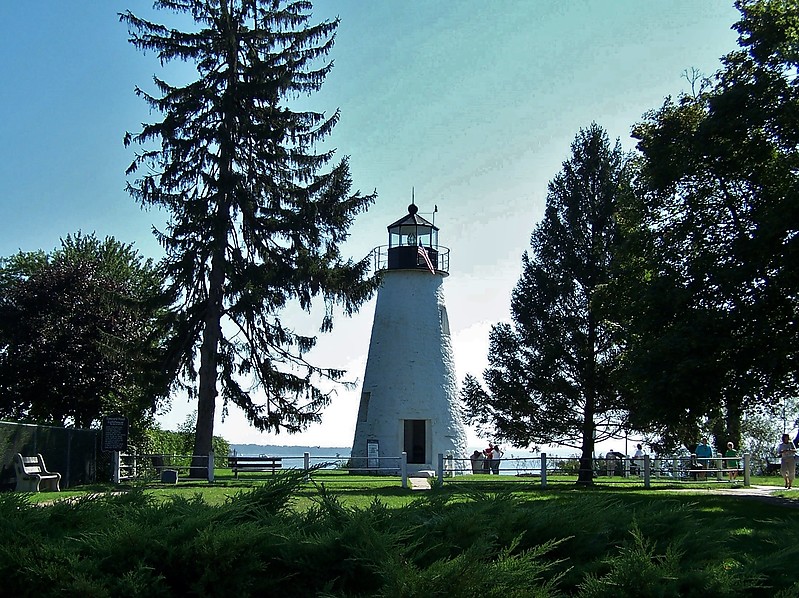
[404,479,799,507]
[671,484,799,508]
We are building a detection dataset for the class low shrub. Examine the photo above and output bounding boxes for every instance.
[2,477,798,596]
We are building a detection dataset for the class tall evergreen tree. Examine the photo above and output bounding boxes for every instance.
[625,0,799,451]
[461,124,634,484]
[121,1,377,467]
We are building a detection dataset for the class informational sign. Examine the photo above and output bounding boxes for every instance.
[367,439,379,469]
[102,415,129,452]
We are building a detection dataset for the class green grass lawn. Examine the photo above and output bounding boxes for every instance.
[28,469,420,508]
[27,470,798,508]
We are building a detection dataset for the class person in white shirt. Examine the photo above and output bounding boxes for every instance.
[778,433,796,489]
[490,445,503,474]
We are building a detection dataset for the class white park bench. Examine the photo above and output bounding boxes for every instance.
[14,453,61,492]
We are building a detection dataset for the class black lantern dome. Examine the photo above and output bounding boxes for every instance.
[385,203,444,272]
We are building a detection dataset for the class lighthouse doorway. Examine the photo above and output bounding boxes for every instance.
[403,419,427,464]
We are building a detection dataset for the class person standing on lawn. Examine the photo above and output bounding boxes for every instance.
[695,437,713,480]
[724,442,739,482]
[632,444,645,476]
[490,445,503,475]
[778,434,796,489]
[482,444,494,473]
[470,450,484,474]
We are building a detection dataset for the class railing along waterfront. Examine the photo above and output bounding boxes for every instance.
[434,453,751,489]
[112,450,751,490]
[113,450,410,488]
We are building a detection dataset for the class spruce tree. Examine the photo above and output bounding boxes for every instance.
[121,1,377,468]
[461,124,633,484]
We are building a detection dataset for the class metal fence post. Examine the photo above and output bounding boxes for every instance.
[304,451,311,481]
[207,450,215,482]
[112,451,121,484]
[65,428,73,489]
[436,453,444,487]
[541,452,547,488]
[743,453,750,487]
[401,452,408,488]
[643,454,651,489]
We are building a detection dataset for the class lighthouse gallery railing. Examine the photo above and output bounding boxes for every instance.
[370,245,450,274]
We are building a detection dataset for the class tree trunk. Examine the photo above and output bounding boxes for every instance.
[577,301,598,485]
[577,400,596,485]
[192,16,236,478]
[723,397,743,449]
[191,250,225,478]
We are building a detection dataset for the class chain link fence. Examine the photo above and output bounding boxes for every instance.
[0,421,99,490]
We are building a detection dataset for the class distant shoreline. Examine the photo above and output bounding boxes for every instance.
[232,444,351,449]
[230,444,575,459]
[231,444,351,456]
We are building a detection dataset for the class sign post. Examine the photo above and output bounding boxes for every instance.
[367,439,379,470]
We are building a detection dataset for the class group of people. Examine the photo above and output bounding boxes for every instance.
[692,437,740,481]
[608,439,742,481]
[470,443,503,474]
[703,433,799,489]
[461,435,799,485]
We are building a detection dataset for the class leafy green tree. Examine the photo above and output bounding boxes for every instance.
[624,0,799,451]
[739,398,799,468]
[461,124,634,484]
[142,414,231,465]
[121,1,377,469]
[0,233,171,429]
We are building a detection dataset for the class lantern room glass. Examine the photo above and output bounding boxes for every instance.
[388,225,438,248]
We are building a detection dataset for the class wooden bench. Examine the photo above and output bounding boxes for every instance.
[228,455,282,478]
[765,460,781,475]
[14,453,61,492]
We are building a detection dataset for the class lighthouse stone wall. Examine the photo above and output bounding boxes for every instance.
[351,269,468,473]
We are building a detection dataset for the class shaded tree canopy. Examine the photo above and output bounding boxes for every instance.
[461,124,635,483]
[121,0,377,461]
[622,0,799,451]
[0,233,172,429]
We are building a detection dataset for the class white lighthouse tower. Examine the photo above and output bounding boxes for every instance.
[350,203,468,475]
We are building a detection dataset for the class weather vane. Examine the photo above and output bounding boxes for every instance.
[411,187,438,225]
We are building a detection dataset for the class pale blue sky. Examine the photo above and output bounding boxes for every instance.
[0,1,740,448]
